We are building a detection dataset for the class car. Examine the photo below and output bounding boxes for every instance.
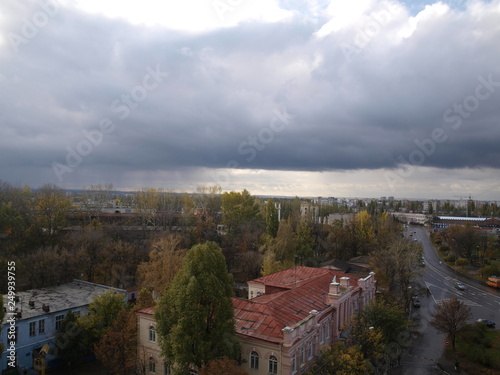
[412,298,421,308]
[455,282,466,290]
[476,319,496,328]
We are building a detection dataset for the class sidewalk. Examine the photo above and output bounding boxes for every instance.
[436,357,468,375]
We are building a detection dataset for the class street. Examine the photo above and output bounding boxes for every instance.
[390,226,500,374]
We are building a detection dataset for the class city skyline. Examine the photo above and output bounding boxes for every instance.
[1,0,499,200]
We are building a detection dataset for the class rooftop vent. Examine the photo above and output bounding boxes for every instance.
[42,304,50,312]
[29,300,35,308]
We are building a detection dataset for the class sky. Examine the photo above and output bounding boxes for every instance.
[0,0,499,200]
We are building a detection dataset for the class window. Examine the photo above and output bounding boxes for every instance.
[164,364,171,375]
[307,341,313,359]
[55,315,64,331]
[326,322,330,339]
[250,351,259,370]
[74,311,81,318]
[39,319,45,334]
[300,346,305,366]
[149,325,156,342]
[149,357,156,373]
[188,371,198,375]
[29,322,36,337]
[268,355,278,374]
[291,354,297,373]
[319,326,324,344]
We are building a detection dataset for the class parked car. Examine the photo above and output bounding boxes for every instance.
[476,319,496,328]
[412,298,421,308]
[455,282,466,291]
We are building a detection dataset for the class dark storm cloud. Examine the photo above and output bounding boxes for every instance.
[0,0,499,187]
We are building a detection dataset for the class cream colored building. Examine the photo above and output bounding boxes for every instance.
[137,267,376,375]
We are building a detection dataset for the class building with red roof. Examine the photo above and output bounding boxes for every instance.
[136,266,376,375]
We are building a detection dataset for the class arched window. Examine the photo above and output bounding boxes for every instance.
[149,356,156,373]
[250,351,259,370]
[149,325,156,342]
[268,355,278,374]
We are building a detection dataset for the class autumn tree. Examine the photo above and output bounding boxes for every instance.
[193,186,222,219]
[94,309,137,375]
[200,357,249,375]
[134,188,161,236]
[370,238,422,309]
[347,314,386,368]
[430,296,471,351]
[136,234,187,297]
[445,224,480,264]
[133,288,155,311]
[68,226,111,282]
[28,184,72,246]
[306,344,367,375]
[155,242,238,374]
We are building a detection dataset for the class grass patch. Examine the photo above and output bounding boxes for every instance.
[445,324,500,374]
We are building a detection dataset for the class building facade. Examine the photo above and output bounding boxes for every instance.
[1,280,126,373]
[137,266,376,375]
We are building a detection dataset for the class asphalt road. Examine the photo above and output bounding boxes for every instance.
[390,226,500,375]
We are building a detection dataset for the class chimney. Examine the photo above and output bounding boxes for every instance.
[340,277,350,288]
[42,304,50,312]
[329,276,340,295]
[327,276,341,307]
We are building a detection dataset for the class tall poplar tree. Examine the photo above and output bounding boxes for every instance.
[155,242,238,375]
[265,199,279,238]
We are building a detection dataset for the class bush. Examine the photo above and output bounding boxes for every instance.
[439,245,450,252]
[455,258,469,266]
[478,265,500,278]
[444,255,457,263]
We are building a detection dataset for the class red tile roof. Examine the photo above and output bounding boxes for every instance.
[234,266,360,343]
[137,307,155,315]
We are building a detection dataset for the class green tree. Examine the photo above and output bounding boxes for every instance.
[221,190,261,235]
[430,296,471,351]
[155,242,238,374]
[265,199,279,238]
[79,291,126,350]
[55,310,85,369]
[360,300,408,344]
[294,221,314,265]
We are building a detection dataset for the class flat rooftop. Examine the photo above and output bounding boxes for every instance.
[2,280,126,324]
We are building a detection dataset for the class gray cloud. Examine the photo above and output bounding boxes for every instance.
[0,0,499,194]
